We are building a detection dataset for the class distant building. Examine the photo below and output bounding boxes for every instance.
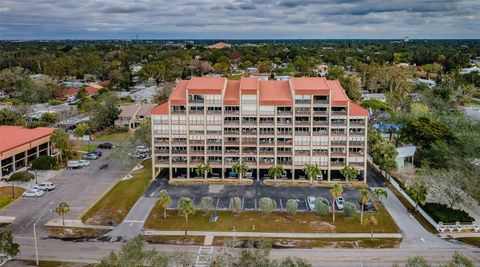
[129,86,159,103]
[396,145,416,170]
[460,66,480,75]
[415,78,436,89]
[115,103,156,130]
[275,76,290,81]
[362,93,386,102]
[206,42,231,49]
[246,67,258,73]
[0,126,56,177]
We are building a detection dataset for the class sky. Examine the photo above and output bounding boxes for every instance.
[0,0,479,40]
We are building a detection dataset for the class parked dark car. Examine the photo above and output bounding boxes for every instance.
[97,142,113,149]
[362,201,376,212]
[89,150,102,157]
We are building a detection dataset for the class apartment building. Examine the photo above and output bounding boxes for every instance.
[150,77,368,182]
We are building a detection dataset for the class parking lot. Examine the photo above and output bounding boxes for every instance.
[0,149,126,237]
[147,179,362,212]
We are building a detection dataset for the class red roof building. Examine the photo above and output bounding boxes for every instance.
[0,126,56,177]
[151,77,368,183]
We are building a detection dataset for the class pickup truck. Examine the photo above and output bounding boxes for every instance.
[67,160,82,169]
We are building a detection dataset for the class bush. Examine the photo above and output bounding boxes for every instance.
[343,202,357,217]
[48,99,63,106]
[31,156,56,170]
[313,199,329,215]
[422,203,474,223]
[9,171,34,182]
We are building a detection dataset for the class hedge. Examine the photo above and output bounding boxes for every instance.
[31,156,56,170]
[422,203,474,223]
[9,171,34,182]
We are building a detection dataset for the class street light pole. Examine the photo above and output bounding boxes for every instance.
[33,201,54,266]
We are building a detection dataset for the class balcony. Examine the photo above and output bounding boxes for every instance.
[156,158,169,164]
[207,150,222,155]
[295,110,310,115]
[189,140,204,145]
[172,157,187,164]
[242,150,257,155]
[190,158,205,164]
[207,139,222,145]
[277,110,293,116]
[331,141,347,146]
[295,99,311,105]
[224,131,240,135]
[190,150,205,155]
[207,130,222,135]
[331,111,347,116]
[242,129,257,135]
[259,131,274,136]
[277,150,292,156]
[349,131,365,136]
[312,151,328,156]
[295,151,310,156]
[224,140,239,145]
[189,130,204,135]
[313,120,328,126]
[313,99,328,105]
[171,110,186,115]
[225,149,240,154]
[207,110,222,115]
[225,110,240,115]
[331,131,346,136]
[277,160,292,166]
[189,110,204,114]
[224,120,240,125]
[155,149,170,155]
[295,131,310,136]
[259,158,275,166]
[277,140,293,145]
[349,141,365,147]
[260,149,274,155]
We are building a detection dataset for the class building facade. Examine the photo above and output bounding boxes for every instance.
[0,126,55,177]
[151,77,368,182]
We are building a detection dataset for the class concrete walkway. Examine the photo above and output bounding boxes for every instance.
[143,230,402,239]
[104,196,158,240]
[381,188,460,249]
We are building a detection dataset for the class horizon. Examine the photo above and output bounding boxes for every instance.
[1,0,479,40]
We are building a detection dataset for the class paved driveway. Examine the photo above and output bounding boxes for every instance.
[0,149,126,237]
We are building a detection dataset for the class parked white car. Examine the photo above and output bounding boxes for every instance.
[78,159,90,167]
[335,197,345,210]
[136,145,150,153]
[67,160,81,169]
[307,196,316,210]
[245,170,253,178]
[22,189,44,198]
[34,181,56,191]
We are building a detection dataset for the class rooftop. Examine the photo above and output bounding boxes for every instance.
[0,126,55,157]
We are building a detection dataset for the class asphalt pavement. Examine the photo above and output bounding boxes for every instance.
[0,149,125,238]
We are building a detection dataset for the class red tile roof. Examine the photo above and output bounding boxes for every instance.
[186,77,226,90]
[85,86,99,95]
[0,126,55,158]
[328,80,349,105]
[259,80,293,106]
[170,80,189,105]
[291,77,330,95]
[150,102,169,115]
[98,81,110,87]
[349,102,369,116]
[207,42,231,49]
[224,80,240,105]
[64,88,80,97]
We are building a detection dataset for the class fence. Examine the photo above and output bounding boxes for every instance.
[368,160,440,230]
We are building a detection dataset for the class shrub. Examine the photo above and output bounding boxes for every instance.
[259,197,276,216]
[313,199,329,215]
[229,197,242,213]
[9,171,34,182]
[285,199,298,217]
[422,203,474,223]
[48,99,63,106]
[343,202,357,217]
[200,196,213,214]
[31,156,56,170]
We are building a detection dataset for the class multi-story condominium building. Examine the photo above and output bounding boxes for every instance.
[151,77,368,182]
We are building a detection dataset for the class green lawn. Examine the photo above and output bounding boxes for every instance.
[145,206,399,234]
[0,186,25,209]
[74,144,97,152]
[94,131,131,142]
[46,226,109,239]
[81,160,152,226]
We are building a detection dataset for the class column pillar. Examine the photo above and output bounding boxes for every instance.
[169,167,173,179]
[327,169,331,182]
[12,155,16,172]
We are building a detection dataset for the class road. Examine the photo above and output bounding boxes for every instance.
[10,238,480,266]
[0,149,125,237]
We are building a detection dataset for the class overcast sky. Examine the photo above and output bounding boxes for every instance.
[0,0,479,40]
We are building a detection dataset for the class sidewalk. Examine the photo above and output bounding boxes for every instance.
[45,219,114,230]
[142,230,402,239]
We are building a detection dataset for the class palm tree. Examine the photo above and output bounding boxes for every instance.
[367,215,378,240]
[55,202,70,232]
[372,188,388,204]
[330,183,343,223]
[177,197,196,223]
[340,165,358,182]
[408,180,427,212]
[303,164,321,184]
[268,164,286,181]
[158,190,171,220]
[195,163,212,179]
[232,162,248,180]
[359,188,371,224]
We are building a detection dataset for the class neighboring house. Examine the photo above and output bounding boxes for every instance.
[396,145,417,171]
[129,86,159,103]
[415,78,436,89]
[275,75,290,81]
[460,66,480,75]
[206,42,231,49]
[57,114,90,130]
[115,103,156,130]
[246,67,258,73]
[362,93,386,102]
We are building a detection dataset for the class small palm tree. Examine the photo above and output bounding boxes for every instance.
[177,197,196,223]
[408,180,427,212]
[232,162,248,180]
[367,215,378,240]
[330,183,343,223]
[55,202,70,232]
[158,190,171,220]
[268,164,286,180]
[372,188,388,203]
[195,163,212,179]
[340,165,358,182]
[359,188,371,224]
[303,164,321,184]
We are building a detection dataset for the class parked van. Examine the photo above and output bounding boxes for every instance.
[67,160,82,169]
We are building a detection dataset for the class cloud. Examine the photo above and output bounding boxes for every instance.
[0,0,478,39]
